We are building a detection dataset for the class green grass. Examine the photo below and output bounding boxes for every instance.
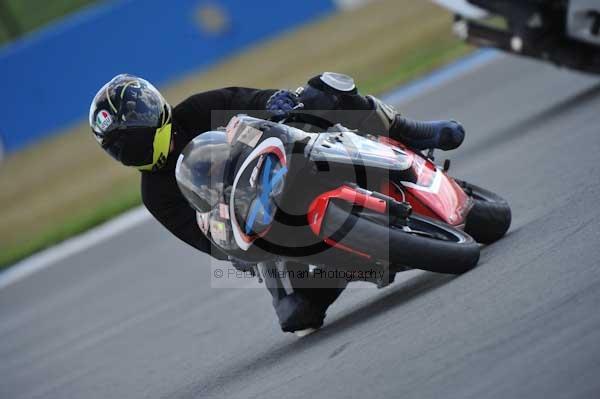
[0,185,141,267]
[0,0,99,45]
[361,41,470,95]
[0,0,467,270]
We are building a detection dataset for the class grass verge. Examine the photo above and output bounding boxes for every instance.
[0,0,468,270]
[0,185,140,266]
[0,0,99,46]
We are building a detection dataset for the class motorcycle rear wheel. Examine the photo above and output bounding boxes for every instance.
[321,201,481,275]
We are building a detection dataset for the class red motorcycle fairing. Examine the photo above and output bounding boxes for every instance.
[376,136,472,227]
[307,185,388,259]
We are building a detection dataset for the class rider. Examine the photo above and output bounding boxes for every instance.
[88,72,465,333]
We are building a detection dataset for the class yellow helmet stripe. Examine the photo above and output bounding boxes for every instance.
[138,123,172,171]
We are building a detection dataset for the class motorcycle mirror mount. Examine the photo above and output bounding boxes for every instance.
[426,148,436,161]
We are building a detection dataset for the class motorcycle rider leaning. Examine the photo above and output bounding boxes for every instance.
[88,72,465,333]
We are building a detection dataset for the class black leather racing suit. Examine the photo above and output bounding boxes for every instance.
[141,87,349,332]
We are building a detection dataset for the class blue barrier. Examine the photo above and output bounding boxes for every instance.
[0,0,339,153]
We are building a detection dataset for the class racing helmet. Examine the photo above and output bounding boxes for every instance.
[89,74,172,171]
[175,131,231,214]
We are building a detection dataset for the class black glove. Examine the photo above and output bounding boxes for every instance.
[266,90,300,116]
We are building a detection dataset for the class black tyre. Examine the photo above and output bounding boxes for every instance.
[321,201,480,275]
[456,179,511,244]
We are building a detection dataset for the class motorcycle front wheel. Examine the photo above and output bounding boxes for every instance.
[456,179,512,244]
[320,201,481,274]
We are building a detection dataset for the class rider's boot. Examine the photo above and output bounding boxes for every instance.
[260,261,347,333]
[389,116,465,151]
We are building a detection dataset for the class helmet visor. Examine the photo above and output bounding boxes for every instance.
[113,81,166,129]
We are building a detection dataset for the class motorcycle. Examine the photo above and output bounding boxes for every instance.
[175,112,511,282]
[434,0,600,75]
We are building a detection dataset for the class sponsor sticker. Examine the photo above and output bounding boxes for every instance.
[225,117,263,147]
[237,125,263,148]
[210,219,228,243]
[225,116,241,143]
[219,203,230,219]
[96,110,113,132]
[249,155,265,188]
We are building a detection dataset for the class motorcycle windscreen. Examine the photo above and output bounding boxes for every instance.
[175,131,230,214]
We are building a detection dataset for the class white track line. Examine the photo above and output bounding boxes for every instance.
[0,49,500,290]
[0,207,150,290]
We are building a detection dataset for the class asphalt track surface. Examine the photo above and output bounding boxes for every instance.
[2,54,600,399]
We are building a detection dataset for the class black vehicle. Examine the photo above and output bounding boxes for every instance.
[434,0,600,74]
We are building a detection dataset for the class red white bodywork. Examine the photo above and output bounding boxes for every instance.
[378,137,471,227]
[307,136,473,257]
